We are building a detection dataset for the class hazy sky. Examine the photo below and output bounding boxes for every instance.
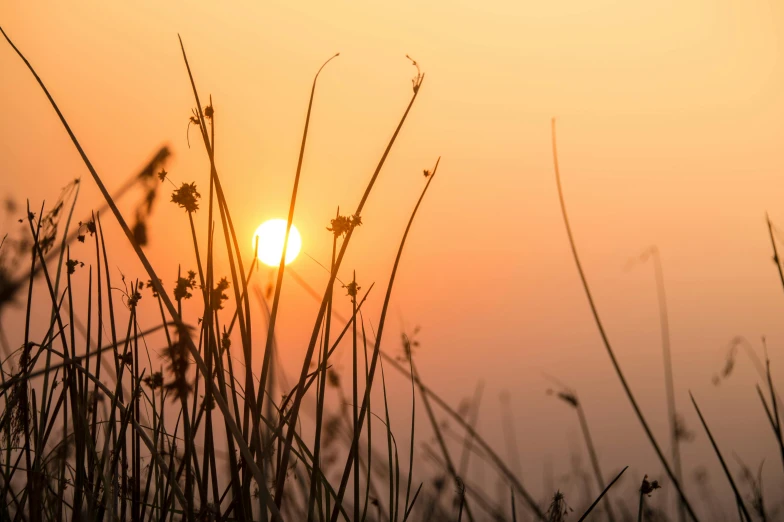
[2,1,784,514]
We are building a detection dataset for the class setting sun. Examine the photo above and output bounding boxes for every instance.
[252,219,302,267]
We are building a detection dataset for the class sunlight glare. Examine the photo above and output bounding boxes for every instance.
[253,219,302,267]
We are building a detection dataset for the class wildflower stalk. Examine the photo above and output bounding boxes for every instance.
[546,381,616,522]
[0,26,284,520]
[275,283,375,429]
[637,488,644,522]
[26,208,105,521]
[377,348,398,522]
[402,342,416,522]
[306,221,338,521]
[258,54,339,456]
[22,203,41,522]
[329,157,438,522]
[551,118,700,522]
[277,64,425,508]
[289,262,547,521]
[352,270,360,522]
[630,245,686,521]
[360,310,373,522]
[67,247,87,517]
[177,37,262,479]
[39,180,80,479]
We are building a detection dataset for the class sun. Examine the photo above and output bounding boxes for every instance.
[252,219,302,267]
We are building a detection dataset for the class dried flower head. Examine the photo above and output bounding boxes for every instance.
[546,490,571,522]
[127,288,142,308]
[400,330,420,361]
[327,213,362,238]
[546,388,579,408]
[211,277,230,310]
[158,169,168,182]
[327,215,351,237]
[147,278,163,298]
[171,182,201,213]
[76,219,96,244]
[174,271,197,301]
[66,258,84,275]
[343,280,361,299]
[163,328,192,401]
[32,180,79,255]
[143,372,164,390]
[406,54,424,93]
[640,475,661,497]
[117,351,133,367]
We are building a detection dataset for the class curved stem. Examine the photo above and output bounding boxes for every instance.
[551,118,699,522]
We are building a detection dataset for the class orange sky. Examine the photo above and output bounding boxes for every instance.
[3,0,784,513]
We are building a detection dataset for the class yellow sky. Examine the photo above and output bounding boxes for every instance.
[2,0,784,509]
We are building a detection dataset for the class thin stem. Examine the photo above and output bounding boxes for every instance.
[551,118,699,522]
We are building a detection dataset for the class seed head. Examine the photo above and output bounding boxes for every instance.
[343,280,360,299]
[163,327,193,401]
[66,258,84,275]
[174,271,197,301]
[211,277,230,310]
[171,182,201,213]
[143,372,163,390]
[640,475,661,497]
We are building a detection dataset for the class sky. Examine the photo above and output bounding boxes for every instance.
[2,0,784,515]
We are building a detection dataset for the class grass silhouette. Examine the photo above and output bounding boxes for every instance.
[0,25,783,522]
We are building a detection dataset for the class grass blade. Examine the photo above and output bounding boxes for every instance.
[690,392,751,522]
[551,118,699,522]
[577,466,627,522]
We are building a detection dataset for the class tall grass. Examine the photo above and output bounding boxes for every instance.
[1,25,783,522]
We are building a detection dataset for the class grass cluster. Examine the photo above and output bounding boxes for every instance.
[0,27,783,522]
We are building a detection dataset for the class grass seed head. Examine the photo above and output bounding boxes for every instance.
[174,270,197,301]
[640,475,661,496]
[171,182,201,213]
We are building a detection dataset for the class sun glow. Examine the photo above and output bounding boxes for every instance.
[252,219,302,267]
